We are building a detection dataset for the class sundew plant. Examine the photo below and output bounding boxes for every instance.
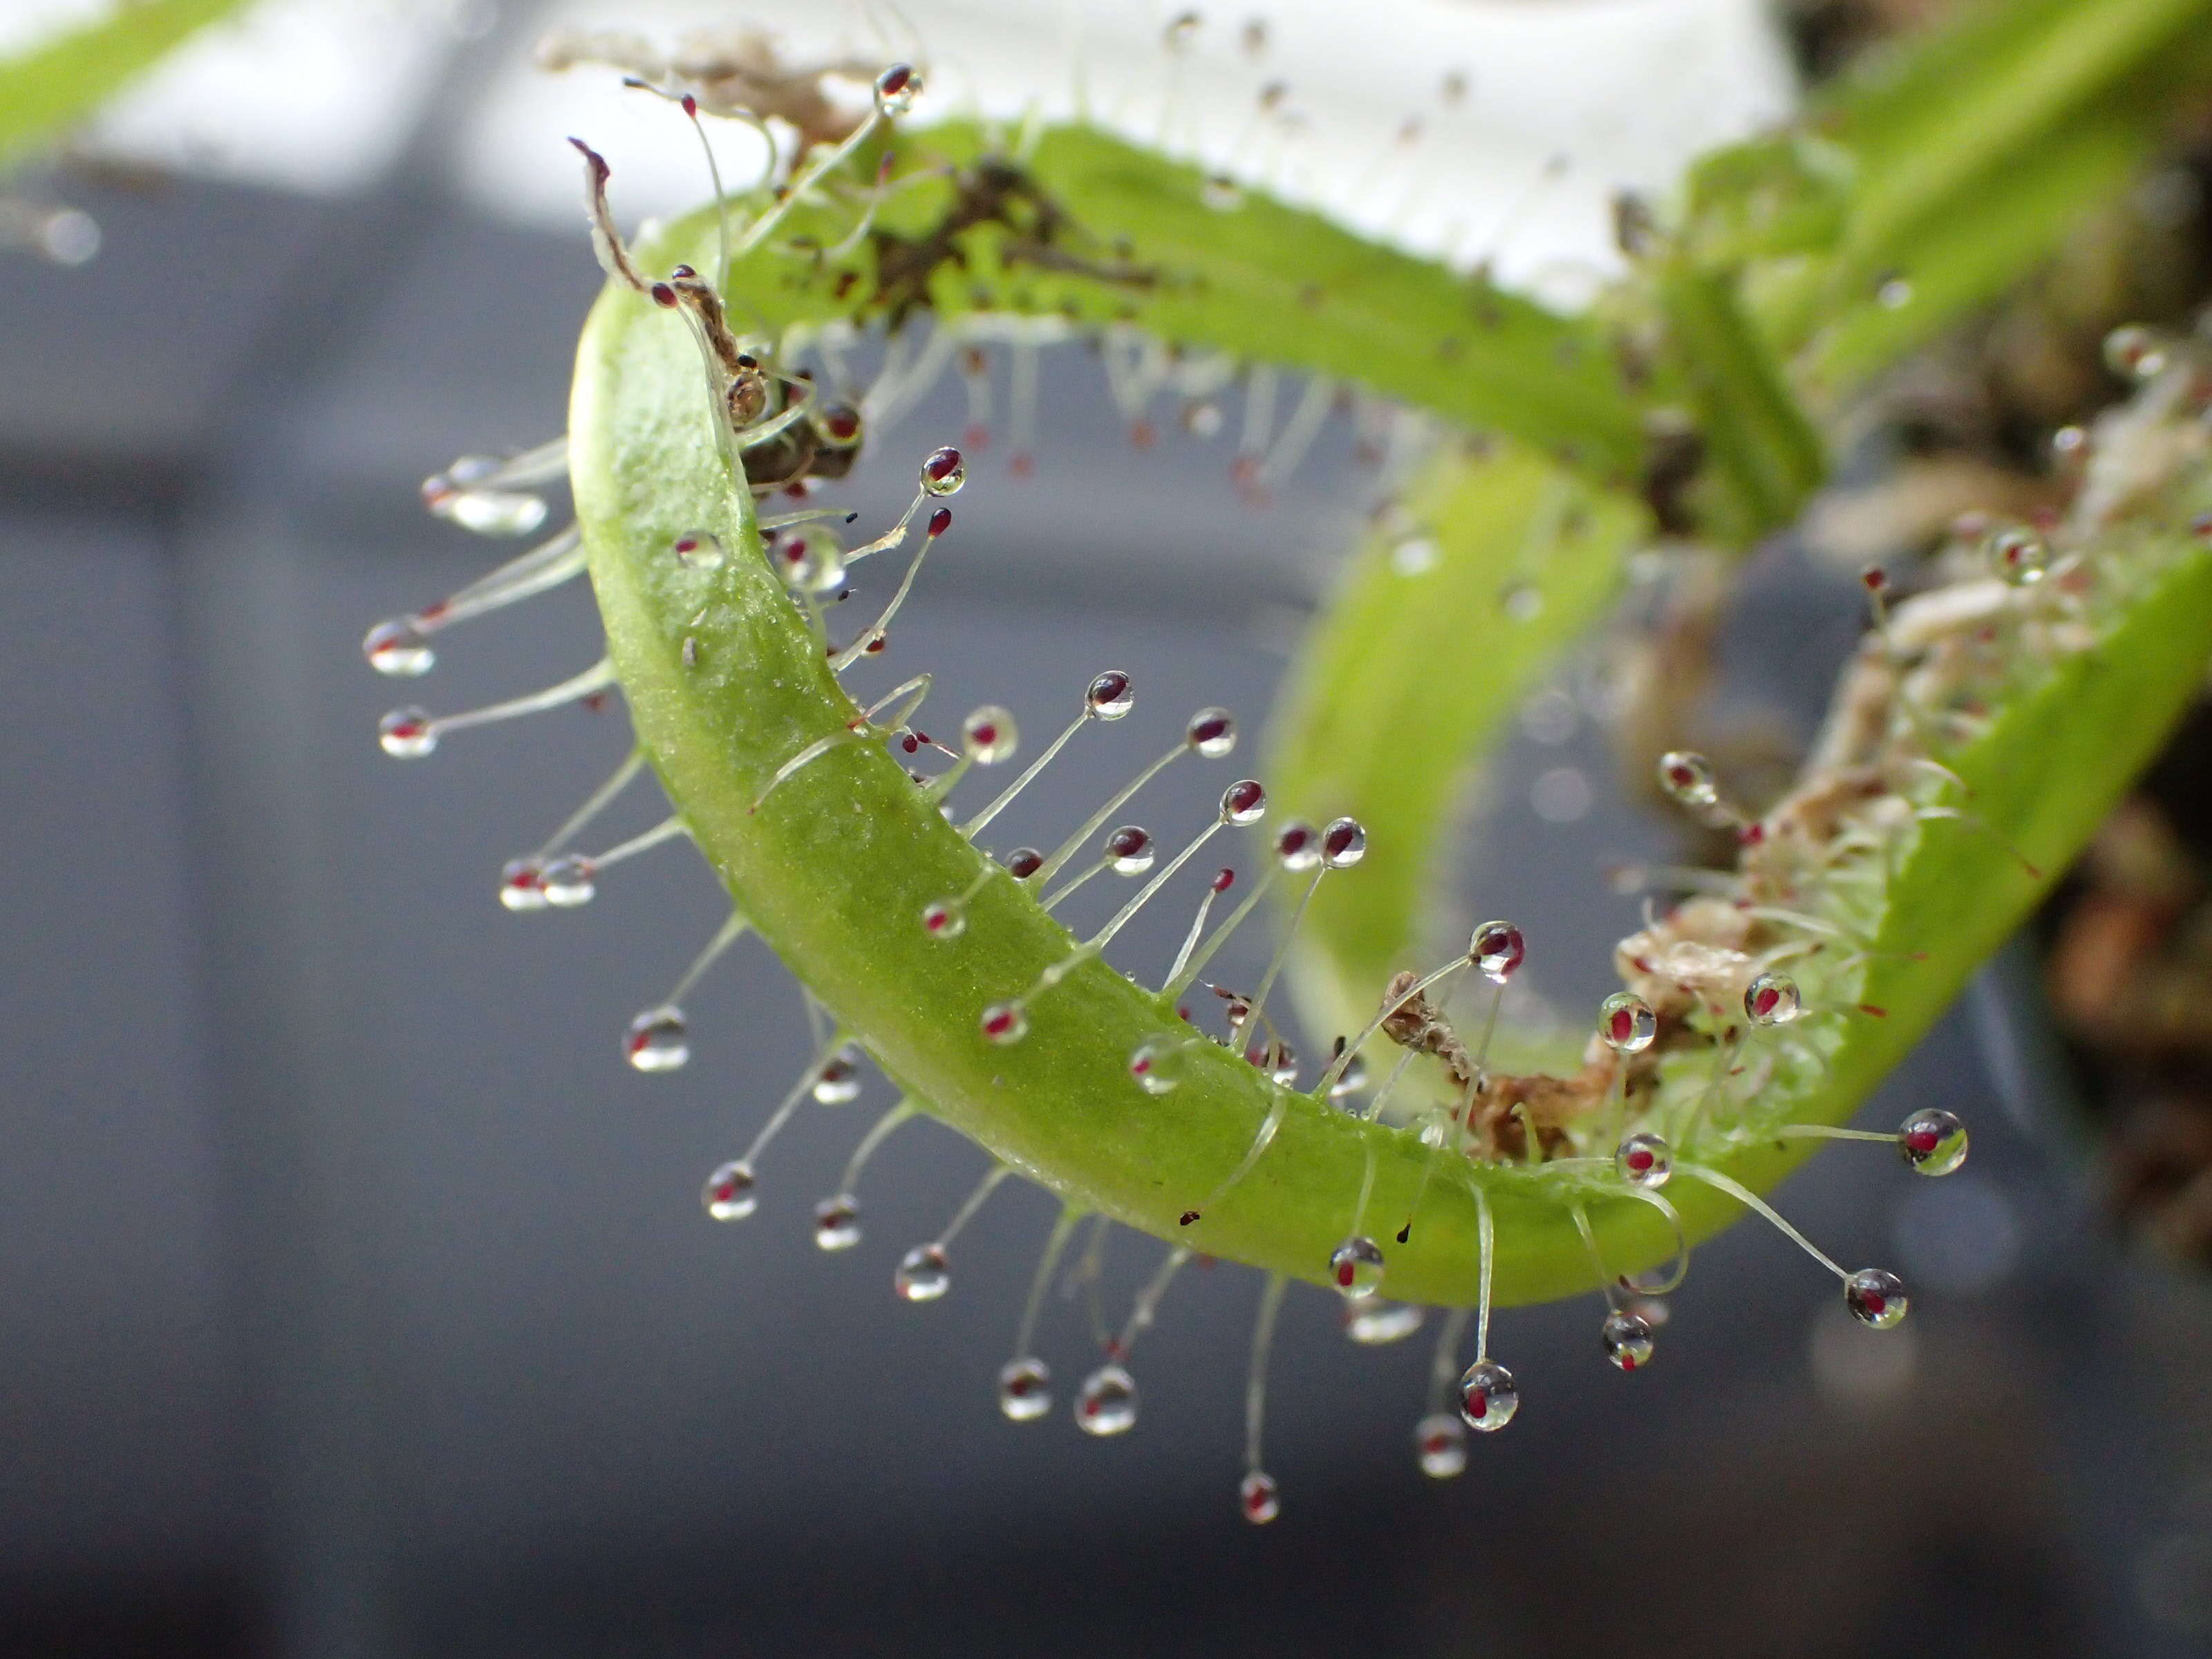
[22,0,2212,1524]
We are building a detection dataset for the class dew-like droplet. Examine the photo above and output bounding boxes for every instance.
[1075,1364,1138,1435]
[1845,1266,1909,1329]
[873,62,921,117]
[364,619,433,676]
[981,1002,1028,1044]
[1459,1358,1519,1431]
[1105,825,1155,875]
[1743,970,1801,1026]
[1087,669,1135,720]
[814,404,864,449]
[1322,816,1367,869]
[1472,919,1525,985]
[1004,847,1043,879]
[1416,1412,1468,1478]
[1601,1309,1656,1371]
[814,1193,862,1250]
[1984,526,2049,586]
[920,444,966,496]
[1657,750,1718,811]
[498,857,548,912]
[2103,322,2171,382]
[1268,1047,1298,1087]
[964,705,1017,764]
[921,897,966,939]
[1898,1107,1968,1176]
[1275,821,1320,871]
[1600,991,1656,1053]
[626,1005,689,1072]
[1239,1470,1280,1525]
[1345,1300,1424,1344]
[997,1357,1051,1421]
[894,1243,950,1302]
[539,854,597,908]
[430,488,547,537]
[379,707,435,758]
[1328,1051,1369,1100]
[702,1159,756,1221]
[673,529,726,570]
[779,532,845,594]
[1615,1131,1672,1188]
[1185,708,1237,758]
[1201,174,1244,212]
[1329,1235,1386,1300]
[1219,778,1266,825]
[1130,1037,1188,1094]
[812,1050,863,1105]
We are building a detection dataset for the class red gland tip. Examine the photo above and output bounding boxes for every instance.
[927,506,952,538]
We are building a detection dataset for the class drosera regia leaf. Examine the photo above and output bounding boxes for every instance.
[0,0,255,173]
[570,182,2212,1309]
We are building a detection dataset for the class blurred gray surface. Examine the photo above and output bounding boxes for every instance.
[3,106,2210,1659]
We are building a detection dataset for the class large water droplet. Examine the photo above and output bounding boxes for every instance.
[1345,1300,1424,1345]
[1087,670,1135,720]
[1459,1358,1519,1431]
[378,707,435,758]
[963,705,1016,765]
[813,1051,863,1105]
[1898,1107,1967,1176]
[1416,1413,1468,1479]
[1105,825,1154,875]
[1743,971,1801,1026]
[2103,322,2172,382]
[1600,991,1656,1053]
[921,897,966,939]
[1274,821,1320,871]
[894,1243,950,1302]
[1984,526,2049,586]
[702,1159,756,1221]
[1615,1131,1672,1188]
[538,854,597,908]
[1219,778,1266,825]
[920,444,966,496]
[1075,1364,1138,1435]
[1129,1037,1188,1095]
[1845,1266,1908,1329]
[981,1002,1028,1044]
[814,1193,862,1250]
[997,1357,1051,1421]
[1601,1309,1656,1371]
[1472,919,1525,985]
[626,1005,688,1072]
[1239,1470,1280,1524]
[1322,817,1367,869]
[1329,1235,1386,1300]
[672,529,725,570]
[1185,709,1237,758]
[778,532,845,594]
[431,489,547,536]
[364,619,433,676]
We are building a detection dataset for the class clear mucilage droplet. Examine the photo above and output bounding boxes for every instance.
[1087,670,1136,720]
[1743,971,1801,1026]
[702,1159,756,1221]
[814,1194,862,1250]
[2103,322,2172,382]
[1328,1051,1370,1100]
[873,62,922,117]
[1984,525,2050,586]
[921,897,966,939]
[812,1051,863,1105]
[538,854,597,908]
[1075,1364,1138,1436]
[672,529,726,570]
[1416,1413,1468,1479]
[1600,991,1657,1053]
[1615,1131,1672,1188]
[1658,750,1718,812]
[364,619,433,677]
[894,1243,950,1302]
[920,444,966,496]
[1846,1266,1909,1329]
[778,532,846,594]
[379,707,435,758]
[1459,1359,1519,1431]
[1105,825,1155,875]
[1601,1309,1656,1371]
[997,1358,1051,1421]
[429,487,547,538]
[1345,1301,1424,1344]
[1328,1235,1386,1300]
[1274,822,1320,871]
[1185,709,1237,758]
[1129,1037,1189,1095]
[1898,1107,1968,1176]
[981,1002,1029,1044]
[626,1006,689,1072]
[964,706,1018,765]
[498,857,547,912]
[1322,817,1367,868]
[1472,920,1525,984]
[1220,778,1266,825]
[1239,1471,1280,1525]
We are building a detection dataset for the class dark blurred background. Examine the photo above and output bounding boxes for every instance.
[6,2,2212,1656]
